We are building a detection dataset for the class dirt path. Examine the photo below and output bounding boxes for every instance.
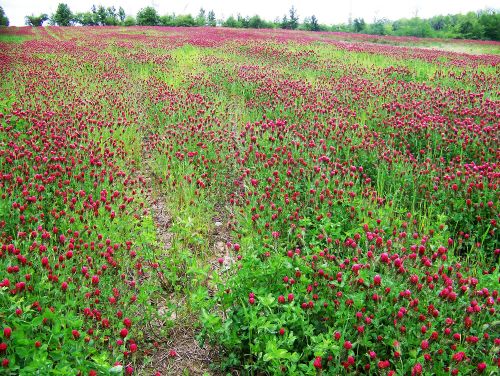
[128,74,220,374]
[141,153,216,375]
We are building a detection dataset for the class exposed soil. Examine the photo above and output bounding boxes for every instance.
[140,139,224,375]
[131,70,235,376]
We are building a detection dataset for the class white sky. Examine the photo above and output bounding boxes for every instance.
[2,0,498,26]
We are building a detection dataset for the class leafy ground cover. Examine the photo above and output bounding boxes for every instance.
[0,26,499,375]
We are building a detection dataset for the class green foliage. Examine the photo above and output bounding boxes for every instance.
[353,18,366,32]
[458,12,485,39]
[0,34,31,43]
[159,13,210,27]
[222,14,275,29]
[95,5,108,25]
[281,18,290,29]
[222,16,239,28]
[237,14,250,28]
[118,6,126,23]
[392,17,435,37]
[281,6,299,30]
[479,9,500,40]
[174,14,196,27]
[123,15,136,26]
[25,14,48,27]
[196,8,206,26]
[52,3,73,26]
[73,12,96,26]
[11,2,499,40]
[159,14,175,26]
[248,15,271,29]
[0,6,10,26]
[303,15,320,31]
[136,6,160,26]
[0,6,9,26]
[349,9,500,40]
[56,4,127,26]
[207,10,216,27]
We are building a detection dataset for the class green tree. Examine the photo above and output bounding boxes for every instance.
[196,8,206,26]
[118,7,126,23]
[353,18,365,32]
[52,3,73,26]
[280,15,289,29]
[174,14,196,27]
[123,15,136,26]
[223,15,240,28]
[457,12,484,39]
[136,6,160,26]
[107,6,117,19]
[82,5,119,26]
[430,15,446,31]
[160,14,176,26]
[74,12,96,26]
[248,15,265,29]
[104,7,119,26]
[237,14,249,28]
[478,10,500,41]
[459,20,484,39]
[288,6,299,30]
[95,5,107,25]
[309,15,320,31]
[369,18,390,35]
[0,6,9,26]
[207,10,216,27]
[25,14,48,27]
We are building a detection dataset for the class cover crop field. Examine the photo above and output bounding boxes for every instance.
[0,26,499,375]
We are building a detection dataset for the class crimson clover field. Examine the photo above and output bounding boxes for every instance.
[0,26,499,375]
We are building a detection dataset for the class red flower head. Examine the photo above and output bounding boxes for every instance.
[313,356,322,369]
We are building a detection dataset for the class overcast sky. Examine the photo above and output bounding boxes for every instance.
[2,0,498,26]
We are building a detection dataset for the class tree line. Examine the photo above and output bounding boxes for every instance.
[345,11,499,41]
[0,4,498,41]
